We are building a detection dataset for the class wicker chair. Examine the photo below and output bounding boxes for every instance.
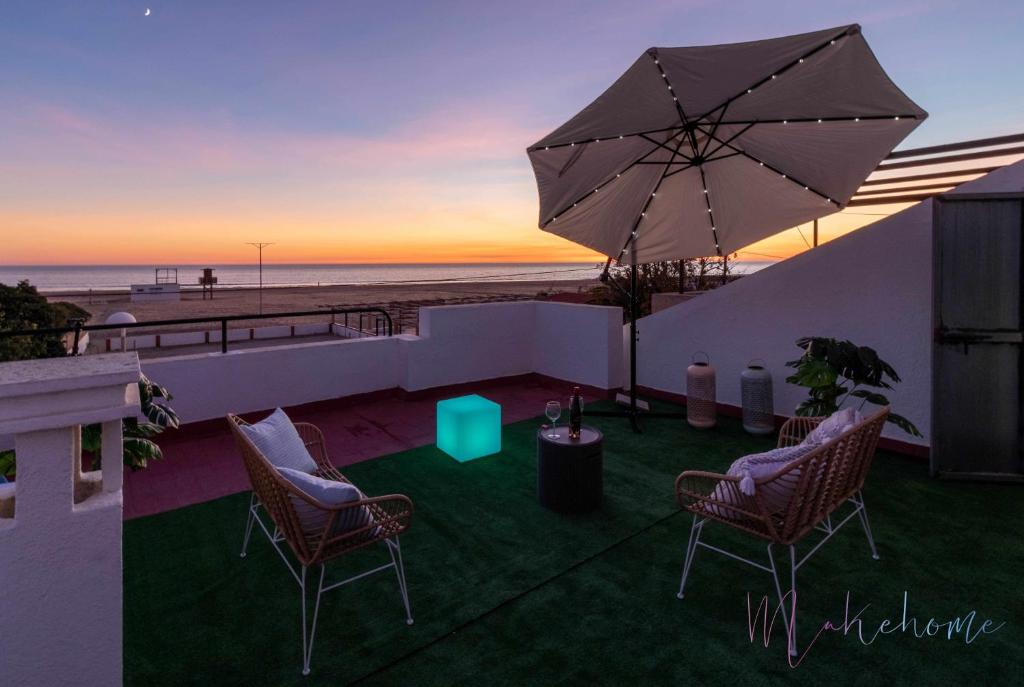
[228,414,414,676]
[674,407,889,655]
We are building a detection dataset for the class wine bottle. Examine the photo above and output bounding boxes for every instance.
[569,387,582,440]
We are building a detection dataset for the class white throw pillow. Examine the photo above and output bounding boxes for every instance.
[277,467,376,537]
[239,408,318,474]
[707,444,818,519]
[802,407,863,447]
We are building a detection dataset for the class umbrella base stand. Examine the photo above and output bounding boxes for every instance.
[589,401,686,433]
[614,393,650,411]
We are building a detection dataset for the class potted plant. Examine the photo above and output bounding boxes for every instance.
[785,336,921,437]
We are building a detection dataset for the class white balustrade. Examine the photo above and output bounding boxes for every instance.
[0,353,141,686]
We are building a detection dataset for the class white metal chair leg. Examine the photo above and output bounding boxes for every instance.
[240,493,258,558]
[854,491,881,560]
[300,565,327,676]
[676,515,703,600]
[767,544,798,657]
[388,537,414,625]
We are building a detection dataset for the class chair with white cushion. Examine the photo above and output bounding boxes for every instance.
[674,406,889,655]
[228,410,414,676]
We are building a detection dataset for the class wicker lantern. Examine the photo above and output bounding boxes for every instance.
[741,359,775,435]
[686,352,717,429]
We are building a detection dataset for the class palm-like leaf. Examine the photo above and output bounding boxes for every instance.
[0,450,15,479]
[849,389,891,406]
[788,336,920,437]
[122,436,163,470]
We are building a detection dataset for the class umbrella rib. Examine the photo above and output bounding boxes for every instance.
[639,133,694,160]
[713,114,920,125]
[671,151,742,176]
[663,163,695,178]
[692,26,855,126]
[647,50,699,156]
[697,167,722,256]
[702,122,756,161]
[527,125,684,152]
[698,102,731,160]
[543,132,688,226]
[695,123,838,206]
[703,151,743,163]
[615,136,689,260]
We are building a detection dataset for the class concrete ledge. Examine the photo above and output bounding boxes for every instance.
[0,353,139,399]
[0,354,142,434]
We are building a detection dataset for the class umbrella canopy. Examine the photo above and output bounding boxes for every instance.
[527,25,926,264]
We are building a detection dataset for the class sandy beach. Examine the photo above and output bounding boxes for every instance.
[54,279,599,334]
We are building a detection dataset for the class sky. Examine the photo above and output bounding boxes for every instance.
[1,0,1022,266]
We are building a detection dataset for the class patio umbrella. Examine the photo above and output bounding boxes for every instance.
[526,24,926,425]
[528,24,926,262]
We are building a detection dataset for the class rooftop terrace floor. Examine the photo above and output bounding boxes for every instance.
[124,374,592,519]
[125,394,1023,686]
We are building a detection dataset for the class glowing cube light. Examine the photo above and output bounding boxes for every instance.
[436,394,501,462]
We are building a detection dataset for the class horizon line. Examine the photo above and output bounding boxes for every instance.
[0,258,775,268]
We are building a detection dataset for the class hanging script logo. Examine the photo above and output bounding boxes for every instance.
[747,590,1005,667]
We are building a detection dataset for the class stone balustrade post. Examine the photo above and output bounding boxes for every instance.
[0,353,141,686]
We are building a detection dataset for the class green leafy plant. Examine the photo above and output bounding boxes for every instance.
[83,374,180,470]
[785,336,922,437]
[0,280,90,362]
[0,281,178,476]
[0,375,179,480]
[0,450,14,480]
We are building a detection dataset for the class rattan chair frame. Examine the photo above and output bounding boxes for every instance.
[673,407,889,656]
[228,414,414,676]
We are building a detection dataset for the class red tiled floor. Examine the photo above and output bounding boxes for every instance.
[124,374,611,520]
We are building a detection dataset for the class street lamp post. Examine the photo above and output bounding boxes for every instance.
[246,242,274,314]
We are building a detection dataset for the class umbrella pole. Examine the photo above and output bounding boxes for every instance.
[628,263,641,431]
[591,256,684,431]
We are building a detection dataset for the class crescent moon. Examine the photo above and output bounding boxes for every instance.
[144,8,151,16]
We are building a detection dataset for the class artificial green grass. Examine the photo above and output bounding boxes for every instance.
[124,403,1023,686]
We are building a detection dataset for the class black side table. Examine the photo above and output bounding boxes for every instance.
[537,425,603,513]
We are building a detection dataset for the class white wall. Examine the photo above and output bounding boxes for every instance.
[635,160,1024,447]
[144,336,404,424]
[401,302,536,391]
[0,353,140,687]
[533,302,623,389]
[142,301,623,424]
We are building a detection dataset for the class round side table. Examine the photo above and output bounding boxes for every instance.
[537,425,603,513]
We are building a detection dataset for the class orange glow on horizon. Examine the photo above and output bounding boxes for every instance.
[3,156,1019,267]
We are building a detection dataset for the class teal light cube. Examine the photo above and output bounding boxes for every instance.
[436,394,501,462]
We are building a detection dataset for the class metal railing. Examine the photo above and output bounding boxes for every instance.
[0,307,393,356]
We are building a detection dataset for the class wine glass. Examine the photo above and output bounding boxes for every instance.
[545,401,561,439]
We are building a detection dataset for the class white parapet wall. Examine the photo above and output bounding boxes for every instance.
[142,335,406,423]
[635,160,1024,448]
[142,301,624,424]
[0,353,141,686]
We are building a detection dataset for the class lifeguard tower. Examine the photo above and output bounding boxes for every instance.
[198,268,217,300]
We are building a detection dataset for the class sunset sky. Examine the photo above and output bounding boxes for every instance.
[2,1,1022,265]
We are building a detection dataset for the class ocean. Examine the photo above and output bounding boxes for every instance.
[0,262,771,293]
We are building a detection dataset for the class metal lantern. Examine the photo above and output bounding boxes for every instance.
[686,352,717,429]
[741,359,774,435]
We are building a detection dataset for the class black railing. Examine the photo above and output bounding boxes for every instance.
[0,307,393,356]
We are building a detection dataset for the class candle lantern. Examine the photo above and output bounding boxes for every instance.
[741,359,774,435]
[686,351,717,429]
